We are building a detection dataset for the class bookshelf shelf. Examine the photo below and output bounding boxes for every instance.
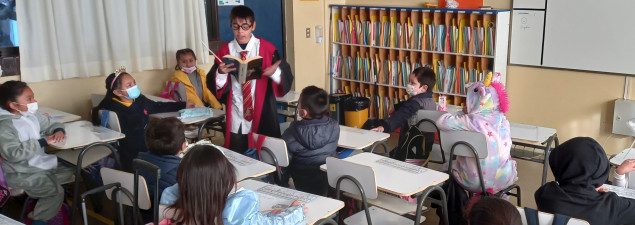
[329,5,510,119]
[333,42,496,59]
[333,76,375,85]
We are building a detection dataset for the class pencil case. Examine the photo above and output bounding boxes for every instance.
[178,107,211,118]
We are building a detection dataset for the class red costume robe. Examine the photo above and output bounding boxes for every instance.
[207,38,293,148]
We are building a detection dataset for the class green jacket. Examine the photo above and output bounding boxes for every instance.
[0,109,64,174]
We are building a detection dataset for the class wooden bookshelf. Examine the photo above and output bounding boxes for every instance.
[329,5,510,119]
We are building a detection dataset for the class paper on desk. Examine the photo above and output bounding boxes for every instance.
[257,194,293,213]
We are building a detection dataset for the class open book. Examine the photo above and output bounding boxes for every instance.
[223,55,263,83]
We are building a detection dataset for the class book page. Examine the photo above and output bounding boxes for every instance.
[246,58,263,81]
[223,57,240,79]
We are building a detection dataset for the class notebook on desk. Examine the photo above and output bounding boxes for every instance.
[602,184,635,199]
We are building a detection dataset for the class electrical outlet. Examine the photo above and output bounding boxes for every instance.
[306,28,311,38]
[613,99,635,136]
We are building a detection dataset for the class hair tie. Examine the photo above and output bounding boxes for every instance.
[109,66,127,90]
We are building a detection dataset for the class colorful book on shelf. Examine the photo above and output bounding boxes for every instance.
[333,9,340,42]
[406,17,412,49]
[390,14,397,47]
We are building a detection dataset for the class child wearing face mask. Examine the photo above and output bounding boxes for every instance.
[0,81,74,225]
[92,69,194,171]
[171,48,222,108]
[371,67,437,160]
[282,86,339,196]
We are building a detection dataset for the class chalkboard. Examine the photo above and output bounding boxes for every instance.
[218,0,285,55]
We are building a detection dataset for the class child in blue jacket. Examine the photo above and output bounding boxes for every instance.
[160,145,306,225]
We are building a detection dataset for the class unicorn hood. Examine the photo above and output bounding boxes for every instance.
[465,72,509,116]
[436,71,517,193]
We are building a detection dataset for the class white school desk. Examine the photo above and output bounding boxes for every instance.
[214,145,276,181]
[280,124,390,154]
[610,148,635,166]
[50,121,125,164]
[509,123,559,185]
[339,125,391,154]
[145,94,175,102]
[276,91,300,121]
[321,153,448,224]
[39,107,81,123]
[91,94,175,108]
[321,152,448,197]
[238,179,344,225]
[276,90,301,103]
[47,120,125,223]
[0,213,24,225]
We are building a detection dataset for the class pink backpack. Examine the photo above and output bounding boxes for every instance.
[0,158,10,208]
[159,81,181,101]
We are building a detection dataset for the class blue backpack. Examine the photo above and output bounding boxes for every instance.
[524,207,571,225]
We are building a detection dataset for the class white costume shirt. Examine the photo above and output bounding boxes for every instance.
[216,35,282,134]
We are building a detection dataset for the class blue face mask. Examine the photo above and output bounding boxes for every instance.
[124,85,141,99]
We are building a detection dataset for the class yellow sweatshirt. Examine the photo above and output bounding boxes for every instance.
[171,69,222,109]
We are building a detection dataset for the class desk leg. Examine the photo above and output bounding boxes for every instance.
[314,218,338,225]
[415,185,448,225]
[197,117,223,142]
[369,141,389,157]
[541,134,557,186]
[70,146,87,225]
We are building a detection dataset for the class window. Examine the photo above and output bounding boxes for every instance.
[0,0,19,77]
[203,0,227,55]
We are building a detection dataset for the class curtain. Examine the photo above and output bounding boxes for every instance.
[16,0,209,83]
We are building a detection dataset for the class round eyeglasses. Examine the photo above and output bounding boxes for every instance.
[231,23,252,31]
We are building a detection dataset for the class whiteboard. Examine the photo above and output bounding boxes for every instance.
[541,0,635,75]
[509,10,544,66]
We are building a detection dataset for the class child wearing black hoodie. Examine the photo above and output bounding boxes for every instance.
[282,86,339,196]
[534,137,635,225]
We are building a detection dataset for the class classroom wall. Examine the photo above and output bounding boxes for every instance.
[0,56,216,121]
[290,0,635,155]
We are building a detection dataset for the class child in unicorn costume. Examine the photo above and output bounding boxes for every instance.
[436,72,517,193]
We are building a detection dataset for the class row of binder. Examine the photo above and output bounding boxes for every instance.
[434,60,488,94]
[334,17,495,56]
[331,51,426,86]
[332,52,489,95]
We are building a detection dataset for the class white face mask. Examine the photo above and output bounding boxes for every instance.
[16,102,38,114]
[181,66,197,74]
[406,84,418,96]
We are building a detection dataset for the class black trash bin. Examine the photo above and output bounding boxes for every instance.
[329,94,351,125]
[342,97,370,128]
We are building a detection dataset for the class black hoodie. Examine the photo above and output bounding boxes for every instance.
[534,137,635,225]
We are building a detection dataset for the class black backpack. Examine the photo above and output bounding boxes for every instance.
[389,119,434,164]
[524,207,571,225]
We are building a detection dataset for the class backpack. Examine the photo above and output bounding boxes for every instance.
[0,158,10,209]
[24,199,71,225]
[159,81,185,102]
[245,132,266,160]
[524,207,571,225]
[389,119,434,165]
[389,97,435,165]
